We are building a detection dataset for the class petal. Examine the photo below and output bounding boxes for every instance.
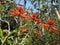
[50,26,60,32]
[16,5,23,11]
[34,18,41,22]
[9,9,19,15]
[16,5,25,14]
[32,12,38,18]
[43,23,49,28]
[39,23,49,28]
[48,19,54,25]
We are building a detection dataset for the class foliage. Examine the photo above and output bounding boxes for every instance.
[0,0,60,45]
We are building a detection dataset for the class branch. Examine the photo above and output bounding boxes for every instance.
[20,34,29,45]
[0,18,10,31]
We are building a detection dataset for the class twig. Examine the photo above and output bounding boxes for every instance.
[13,38,18,45]
[55,8,60,20]
[0,18,11,45]
[1,32,10,45]
[42,26,45,35]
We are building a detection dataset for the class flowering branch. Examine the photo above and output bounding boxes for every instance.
[8,4,60,32]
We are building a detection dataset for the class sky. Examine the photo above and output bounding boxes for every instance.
[15,0,60,12]
[15,0,38,12]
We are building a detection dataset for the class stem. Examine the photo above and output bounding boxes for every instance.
[13,38,18,45]
[42,26,45,35]
[20,34,28,45]
[38,0,40,14]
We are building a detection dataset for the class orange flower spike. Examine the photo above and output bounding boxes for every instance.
[19,24,27,33]
[22,29,27,33]
[19,29,27,33]
[9,9,19,15]
[50,26,60,32]
[48,19,54,25]
[34,30,39,35]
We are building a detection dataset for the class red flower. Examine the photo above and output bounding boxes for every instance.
[48,19,54,25]
[50,26,60,32]
[32,12,38,19]
[22,29,27,33]
[31,12,41,22]
[16,5,25,14]
[9,9,19,15]
[20,10,25,14]
[16,5,23,11]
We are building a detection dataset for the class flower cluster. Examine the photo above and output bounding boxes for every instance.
[39,19,60,32]
[9,4,60,32]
